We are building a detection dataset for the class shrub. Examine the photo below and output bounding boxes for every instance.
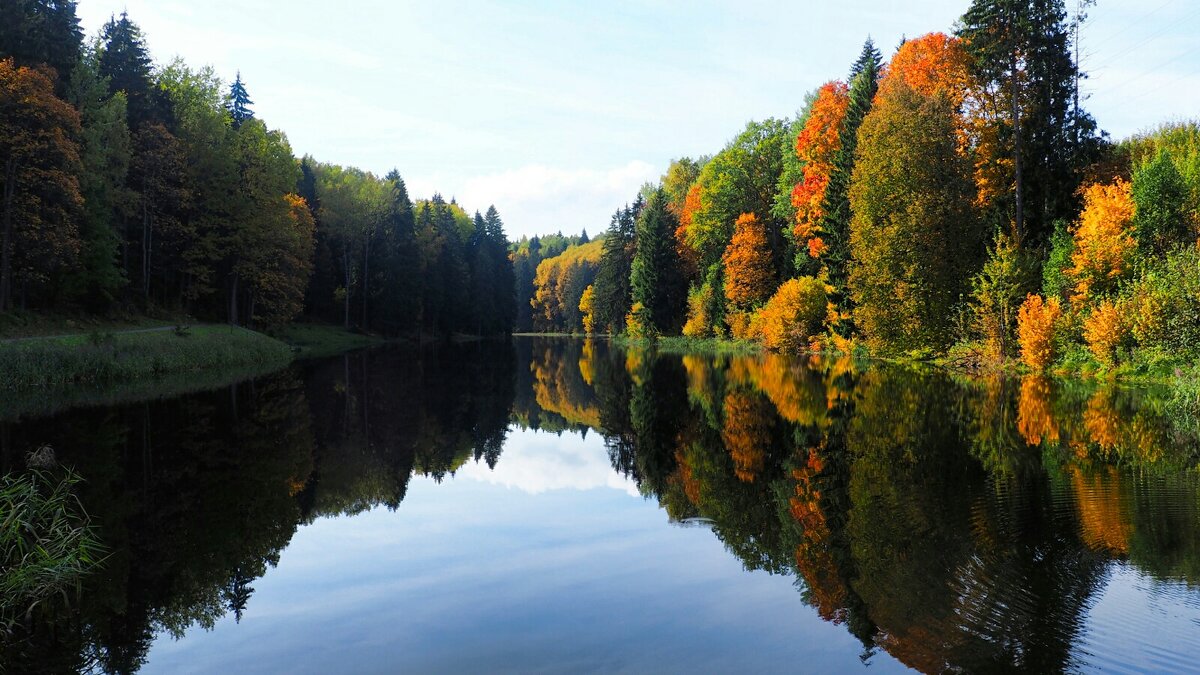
[625,302,654,340]
[1083,300,1127,367]
[756,277,828,353]
[1017,294,1062,370]
[1126,245,1200,359]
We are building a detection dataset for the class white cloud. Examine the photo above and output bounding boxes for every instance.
[453,160,660,240]
[457,428,640,497]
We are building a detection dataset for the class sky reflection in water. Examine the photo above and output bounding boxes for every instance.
[144,427,888,674]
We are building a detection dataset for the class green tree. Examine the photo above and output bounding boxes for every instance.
[630,189,687,335]
[227,71,253,129]
[591,199,639,333]
[821,39,881,304]
[63,44,131,306]
[0,0,83,87]
[1132,149,1191,256]
[97,12,162,128]
[849,82,984,352]
[958,0,1098,243]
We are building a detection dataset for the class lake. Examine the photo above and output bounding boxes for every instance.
[3,337,1200,673]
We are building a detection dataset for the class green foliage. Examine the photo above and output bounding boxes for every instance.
[591,199,640,334]
[849,82,984,352]
[1132,149,1191,256]
[1042,220,1074,302]
[971,232,1036,360]
[630,189,687,334]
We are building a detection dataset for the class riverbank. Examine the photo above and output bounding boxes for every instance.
[0,325,294,392]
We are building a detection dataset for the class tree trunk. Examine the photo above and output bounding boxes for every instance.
[343,247,351,330]
[229,272,239,326]
[361,236,370,332]
[1010,32,1025,242]
[142,201,151,305]
[0,157,17,313]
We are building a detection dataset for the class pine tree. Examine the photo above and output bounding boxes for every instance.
[483,205,515,332]
[630,189,687,334]
[958,0,1098,244]
[0,0,83,86]
[820,39,882,307]
[228,71,253,128]
[97,12,161,128]
[848,37,882,80]
[63,45,131,306]
[592,203,637,333]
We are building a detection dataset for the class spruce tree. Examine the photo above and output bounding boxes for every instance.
[228,71,254,128]
[820,38,882,310]
[98,12,160,128]
[629,189,687,334]
[958,0,1098,244]
[0,0,83,86]
[591,203,636,333]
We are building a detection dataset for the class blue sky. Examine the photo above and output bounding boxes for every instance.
[77,1,1200,240]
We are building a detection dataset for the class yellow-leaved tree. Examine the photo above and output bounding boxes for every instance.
[1069,181,1137,302]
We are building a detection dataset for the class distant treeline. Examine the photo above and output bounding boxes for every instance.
[0,3,515,336]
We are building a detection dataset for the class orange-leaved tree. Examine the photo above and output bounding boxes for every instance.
[722,212,775,310]
[1016,293,1062,370]
[791,81,848,260]
[0,58,83,312]
[1068,180,1137,303]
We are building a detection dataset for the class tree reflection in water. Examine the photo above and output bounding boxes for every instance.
[2,336,1199,673]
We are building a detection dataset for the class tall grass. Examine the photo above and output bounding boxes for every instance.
[1,461,104,630]
[0,325,292,391]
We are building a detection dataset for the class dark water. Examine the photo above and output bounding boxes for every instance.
[3,337,1200,674]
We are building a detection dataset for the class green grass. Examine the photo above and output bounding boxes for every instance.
[610,334,762,356]
[0,324,293,391]
[272,323,382,359]
[1,465,104,629]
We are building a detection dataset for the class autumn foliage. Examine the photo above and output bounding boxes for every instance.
[1069,181,1137,302]
[1016,294,1061,370]
[791,82,849,257]
[1083,300,1126,366]
[722,212,775,309]
[756,277,828,353]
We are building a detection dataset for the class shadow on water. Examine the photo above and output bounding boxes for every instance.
[3,336,1200,673]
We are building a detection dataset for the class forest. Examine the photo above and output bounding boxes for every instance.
[519,1,1200,380]
[0,2,515,337]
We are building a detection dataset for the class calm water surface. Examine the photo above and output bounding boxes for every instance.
[3,337,1200,673]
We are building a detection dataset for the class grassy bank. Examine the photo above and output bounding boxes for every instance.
[0,325,293,391]
[272,323,383,359]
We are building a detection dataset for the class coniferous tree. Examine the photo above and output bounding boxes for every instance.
[591,203,637,333]
[483,205,515,333]
[820,39,882,306]
[958,0,1098,244]
[227,71,253,128]
[97,12,161,128]
[0,0,83,88]
[630,189,687,334]
[63,46,131,306]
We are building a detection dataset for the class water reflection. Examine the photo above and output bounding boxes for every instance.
[2,337,1200,673]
